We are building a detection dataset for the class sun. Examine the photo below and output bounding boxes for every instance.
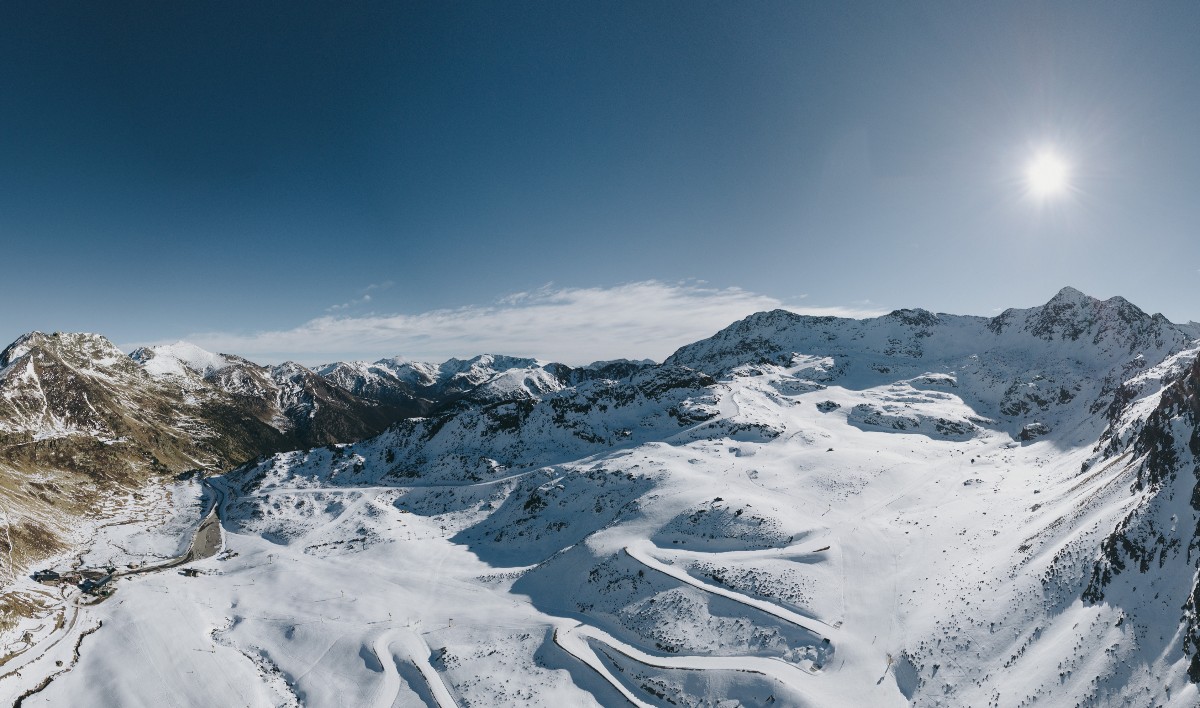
[1026,151,1070,198]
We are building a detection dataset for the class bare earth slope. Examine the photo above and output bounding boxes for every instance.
[0,333,412,587]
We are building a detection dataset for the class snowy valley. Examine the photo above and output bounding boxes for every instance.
[2,287,1200,707]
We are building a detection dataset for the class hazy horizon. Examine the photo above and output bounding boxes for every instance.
[3,282,1192,368]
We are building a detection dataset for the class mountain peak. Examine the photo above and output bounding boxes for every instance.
[442,354,543,370]
[1047,285,1092,304]
[1,331,127,370]
[984,287,1178,351]
[1041,287,1143,316]
[131,341,233,379]
[886,307,940,327]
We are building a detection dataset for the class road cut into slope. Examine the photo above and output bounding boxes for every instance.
[118,505,223,578]
[551,619,838,706]
[624,540,839,634]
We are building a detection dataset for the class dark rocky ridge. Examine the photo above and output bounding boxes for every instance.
[1080,351,1200,679]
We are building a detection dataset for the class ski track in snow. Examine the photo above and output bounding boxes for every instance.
[392,630,458,708]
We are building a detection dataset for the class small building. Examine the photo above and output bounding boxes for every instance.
[79,574,113,594]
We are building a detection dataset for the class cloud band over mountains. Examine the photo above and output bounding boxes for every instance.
[170,281,886,365]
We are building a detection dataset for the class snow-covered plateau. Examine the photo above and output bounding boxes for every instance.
[3,286,1200,706]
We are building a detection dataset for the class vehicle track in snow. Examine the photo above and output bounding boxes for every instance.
[0,596,82,687]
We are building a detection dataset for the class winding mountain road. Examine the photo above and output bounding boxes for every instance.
[624,541,838,635]
[551,620,827,707]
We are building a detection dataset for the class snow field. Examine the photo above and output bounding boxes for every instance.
[8,292,1200,706]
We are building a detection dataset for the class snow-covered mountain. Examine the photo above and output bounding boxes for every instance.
[0,336,405,581]
[132,342,405,439]
[316,353,656,412]
[3,287,1200,707]
[0,335,655,582]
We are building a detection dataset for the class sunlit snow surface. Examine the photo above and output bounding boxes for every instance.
[7,295,1200,707]
[4,367,1190,707]
[133,341,233,380]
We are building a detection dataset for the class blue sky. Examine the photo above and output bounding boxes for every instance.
[1,2,1198,364]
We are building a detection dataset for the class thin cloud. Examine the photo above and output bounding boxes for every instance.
[326,281,395,312]
[173,281,887,365]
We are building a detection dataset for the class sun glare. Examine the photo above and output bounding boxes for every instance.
[1026,151,1070,198]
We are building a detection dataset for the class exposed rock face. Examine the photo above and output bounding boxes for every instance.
[0,334,411,575]
[131,345,407,445]
[310,360,433,415]
[1019,422,1050,441]
[1081,351,1200,678]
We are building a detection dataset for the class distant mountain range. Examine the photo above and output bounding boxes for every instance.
[3,287,1200,706]
[0,331,655,574]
